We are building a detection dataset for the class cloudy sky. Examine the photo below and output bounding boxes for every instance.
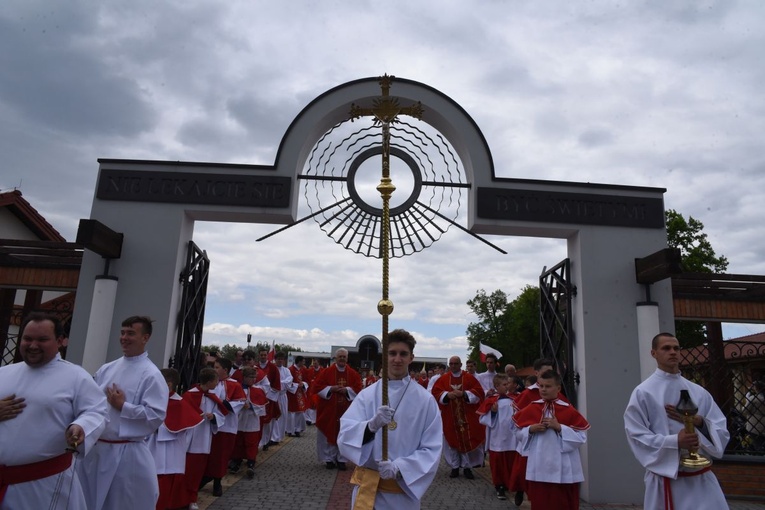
[3,1,764,361]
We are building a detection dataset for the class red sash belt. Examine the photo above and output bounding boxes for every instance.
[0,451,73,502]
[663,466,712,510]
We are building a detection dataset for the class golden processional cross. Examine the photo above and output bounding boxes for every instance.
[349,74,424,460]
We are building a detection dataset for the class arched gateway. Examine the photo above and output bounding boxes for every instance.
[69,76,673,504]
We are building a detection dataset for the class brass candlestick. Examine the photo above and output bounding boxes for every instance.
[676,389,712,471]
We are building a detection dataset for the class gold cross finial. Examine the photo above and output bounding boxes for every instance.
[349,75,424,124]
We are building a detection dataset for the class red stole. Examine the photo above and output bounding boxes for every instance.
[287,365,307,413]
[513,399,590,430]
[432,370,485,453]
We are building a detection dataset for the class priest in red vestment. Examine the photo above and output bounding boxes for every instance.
[431,356,485,479]
[311,348,362,470]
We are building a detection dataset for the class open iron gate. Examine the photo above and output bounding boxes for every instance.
[539,258,578,406]
[171,241,209,392]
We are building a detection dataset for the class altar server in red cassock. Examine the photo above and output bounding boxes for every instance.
[311,348,362,469]
[148,368,203,510]
[286,356,308,437]
[201,358,245,497]
[182,368,223,508]
[477,373,520,501]
[230,367,267,479]
[513,370,589,510]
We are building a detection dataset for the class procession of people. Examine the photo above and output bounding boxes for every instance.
[0,314,740,510]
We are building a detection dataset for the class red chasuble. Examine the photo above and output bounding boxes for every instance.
[513,398,590,431]
[311,364,362,445]
[431,370,486,453]
[287,365,308,413]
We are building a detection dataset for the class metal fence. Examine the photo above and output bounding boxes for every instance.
[679,339,765,457]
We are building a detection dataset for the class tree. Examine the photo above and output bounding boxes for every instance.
[505,285,541,367]
[465,287,540,369]
[466,289,511,368]
[666,209,729,346]
[202,342,303,361]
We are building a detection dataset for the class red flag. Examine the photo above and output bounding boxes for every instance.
[267,340,275,362]
[479,342,503,362]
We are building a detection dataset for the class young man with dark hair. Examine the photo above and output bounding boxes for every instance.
[78,315,167,510]
[624,333,730,510]
[339,329,442,509]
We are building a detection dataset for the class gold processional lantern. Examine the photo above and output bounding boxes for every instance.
[676,389,712,471]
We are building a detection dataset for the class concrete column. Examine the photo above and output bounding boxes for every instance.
[81,276,118,374]
[636,301,660,381]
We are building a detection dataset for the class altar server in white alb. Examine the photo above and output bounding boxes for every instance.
[338,329,443,510]
[624,332,730,510]
[78,315,168,510]
[0,313,108,510]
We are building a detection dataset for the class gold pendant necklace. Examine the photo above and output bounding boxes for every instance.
[387,377,412,431]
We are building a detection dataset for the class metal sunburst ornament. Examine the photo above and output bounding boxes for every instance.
[258,75,505,459]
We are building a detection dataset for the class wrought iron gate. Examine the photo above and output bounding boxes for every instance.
[539,258,578,405]
[171,241,210,392]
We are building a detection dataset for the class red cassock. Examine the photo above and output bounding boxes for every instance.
[287,365,308,413]
[157,394,204,510]
[262,362,282,423]
[513,395,590,508]
[431,370,485,453]
[204,379,246,478]
[311,364,362,445]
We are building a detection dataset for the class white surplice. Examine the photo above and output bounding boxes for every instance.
[77,352,167,510]
[338,377,443,510]
[0,354,108,510]
[624,369,730,510]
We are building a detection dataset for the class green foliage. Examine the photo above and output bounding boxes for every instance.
[465,286,540,369]
[201,342,303,360]
[665,209,729,347]
[665,209,728,273]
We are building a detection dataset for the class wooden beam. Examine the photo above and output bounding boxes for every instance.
[635,248,682,284]
[76,219,123,259]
